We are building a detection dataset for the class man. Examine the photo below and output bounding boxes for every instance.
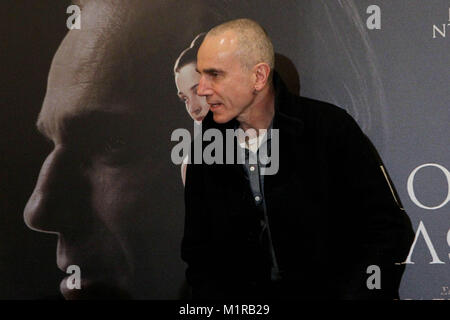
[22,0,221,299]
[182,19,414,299]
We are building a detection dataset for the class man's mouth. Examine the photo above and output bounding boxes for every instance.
[60,276,131,300]
[58,258,130,299]
[209,103,223,111]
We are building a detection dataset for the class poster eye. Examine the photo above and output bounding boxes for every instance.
[104,136,127,153]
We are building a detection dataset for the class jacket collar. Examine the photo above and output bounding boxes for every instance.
[271,71,305,139]
[201,71,305,139]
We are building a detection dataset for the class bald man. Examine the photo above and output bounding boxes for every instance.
[182,19,414,300]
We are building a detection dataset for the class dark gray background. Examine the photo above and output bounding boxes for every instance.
[264,0,450,300]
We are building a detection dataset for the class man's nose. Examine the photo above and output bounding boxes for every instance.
[196,75,213,97]
[23,146,87,234]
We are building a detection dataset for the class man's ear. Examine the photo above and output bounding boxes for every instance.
[254,63,271,92]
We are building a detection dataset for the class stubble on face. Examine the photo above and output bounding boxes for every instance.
[197,31,256,124]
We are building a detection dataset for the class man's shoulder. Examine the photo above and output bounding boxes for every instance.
[281,94,355,132]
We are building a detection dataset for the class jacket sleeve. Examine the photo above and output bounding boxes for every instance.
[332,111,414,299]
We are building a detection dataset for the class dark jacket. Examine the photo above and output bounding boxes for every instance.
[181,74,414,300]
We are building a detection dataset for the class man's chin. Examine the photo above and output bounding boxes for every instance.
[60,277,132,300]
[212,113,231,124]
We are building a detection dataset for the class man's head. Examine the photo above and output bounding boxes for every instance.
[22,0,217,299]
[196,18,275,124]
[174,34,209,122]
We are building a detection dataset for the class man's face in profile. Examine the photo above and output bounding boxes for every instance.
[197,31,256,124]
[22,1,191,299]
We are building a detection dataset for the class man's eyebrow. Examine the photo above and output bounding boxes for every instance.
[196,68,224,75]
[36,110,145,142]
[190,84,198,91]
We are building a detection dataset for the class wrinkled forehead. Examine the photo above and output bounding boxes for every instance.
[44,2,142,115]
[39,0,208,140]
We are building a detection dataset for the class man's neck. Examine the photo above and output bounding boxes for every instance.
[237,86,275,135]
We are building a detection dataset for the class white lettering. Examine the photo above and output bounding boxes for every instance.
[170,126,280,175]
[170,129,191,164]
[366,265,381,289]
[433,24,446,38]
[407,163,450,210]
[224,305,234,315]
[403,221,445,264]
[66,5,81,30]
[66,265,81,289]
[178,304,214,317]
[194,122,203,164]
[366,5,381,30]
[447,229,450,261]
[260,128,279,176]
[203,129,223,164]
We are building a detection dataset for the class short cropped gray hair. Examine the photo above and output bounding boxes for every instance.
[207,18,275,71]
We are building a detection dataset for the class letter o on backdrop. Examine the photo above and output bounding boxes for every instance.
[407,163,450,210]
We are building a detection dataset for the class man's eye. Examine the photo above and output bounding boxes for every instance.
[103,136,127,153]
[93,134,139,166]
[207,72,219,78]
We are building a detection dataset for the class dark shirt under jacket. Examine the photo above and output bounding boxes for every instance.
[237,126,282,283]
[181,73,414,300]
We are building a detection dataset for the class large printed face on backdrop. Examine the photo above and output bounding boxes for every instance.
[196,31,256,124]
[22,0,208,299]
